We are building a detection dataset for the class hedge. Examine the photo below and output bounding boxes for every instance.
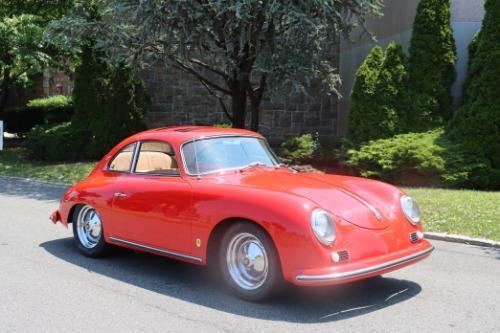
[345,129,487,188]
[3,95,73,134]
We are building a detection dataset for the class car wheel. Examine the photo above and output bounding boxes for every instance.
[219,222,283,301]
[72,204,108,257]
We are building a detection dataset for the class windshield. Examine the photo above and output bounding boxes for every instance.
[182,136,279,175]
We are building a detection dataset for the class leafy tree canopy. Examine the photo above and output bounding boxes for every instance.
[0,1,73,119]
[48,0,384,130]
[0,15,54,116]
[0,0,73,21]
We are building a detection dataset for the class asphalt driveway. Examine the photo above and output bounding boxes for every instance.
[0,176,499,332]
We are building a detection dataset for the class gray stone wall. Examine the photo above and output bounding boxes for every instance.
[141,57,339,145]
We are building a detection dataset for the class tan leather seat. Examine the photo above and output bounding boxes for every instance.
[109,151,133,171]
[136,151,178,173]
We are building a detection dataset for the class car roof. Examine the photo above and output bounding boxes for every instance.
[123,126,262,147]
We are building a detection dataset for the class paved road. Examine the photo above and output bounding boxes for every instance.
[0,176,499,333]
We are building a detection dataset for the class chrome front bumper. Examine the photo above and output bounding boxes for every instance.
[296,245,434,283]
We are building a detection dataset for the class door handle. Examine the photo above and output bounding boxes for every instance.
[114,192,128,198]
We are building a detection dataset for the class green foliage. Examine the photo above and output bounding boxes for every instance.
[26,122,90,161]
[85,64,149,158]
[3,95,73,134]
[0,14,53,117]
[345,129,484,188]
[346,42,408,144]
[461,30,481,106]
[213,123,232,128]
[48,0,383,130]
[447,0,500,190]
[281,133,319,163]
[0,0,73,21]
[408,0,457,127]
[28,47,149,161]
[27,95,73,124]
[26,1,150,162]
[27,95,71,108]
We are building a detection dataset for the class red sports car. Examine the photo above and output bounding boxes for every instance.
[51,126,433,301]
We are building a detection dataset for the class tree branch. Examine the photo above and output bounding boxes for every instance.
[175,61,231,95]
[199,80,233,122]
[189,58,229,80]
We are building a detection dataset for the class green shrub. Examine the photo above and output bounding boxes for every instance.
[281,133,318,163]
[213,123,232,128]
[407,0,457,127]
[346,42,408,144]
[345,129,484,188]
[346,45,384,144]
[84,64,148,158]
[447,0,500,190]
[28,46,149,161]
[3,95,73,134]
[27,95,73,124]
[26,122,91,161]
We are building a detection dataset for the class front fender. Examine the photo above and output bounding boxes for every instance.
[189,183,330,282]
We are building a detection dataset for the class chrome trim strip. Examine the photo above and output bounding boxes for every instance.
[130,141,141,173]
[109,237,203,263]
[336,187,383,221]
[296,245,434,282]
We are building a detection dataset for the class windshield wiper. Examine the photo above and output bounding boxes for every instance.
[239,161,267,172]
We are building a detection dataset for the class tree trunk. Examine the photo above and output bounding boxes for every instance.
[231,84,247,128]
[250,97,260,132]
[0,71,10,120]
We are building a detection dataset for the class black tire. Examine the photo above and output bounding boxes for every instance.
[72,204,109,257]
[218,222,283,301]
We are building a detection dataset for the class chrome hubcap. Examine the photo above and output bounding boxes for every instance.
[226,233,268,290]
[76,205,102,249]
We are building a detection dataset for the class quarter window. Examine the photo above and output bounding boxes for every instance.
[108,143,136,172]
[135,141,179,174]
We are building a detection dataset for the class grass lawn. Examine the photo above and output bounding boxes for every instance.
[0,148,96,185]
[406,188,500,241]
[0,147,498,241]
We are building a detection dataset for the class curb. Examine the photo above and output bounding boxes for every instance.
[425,232,500,249]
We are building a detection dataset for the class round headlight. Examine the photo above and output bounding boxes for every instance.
[311,209,336,246]
[400,195,421,225]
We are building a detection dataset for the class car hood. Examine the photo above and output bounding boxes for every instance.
[206,169,402,230]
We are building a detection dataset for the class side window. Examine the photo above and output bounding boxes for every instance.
[135,141,179,174]
[108,143,136,172]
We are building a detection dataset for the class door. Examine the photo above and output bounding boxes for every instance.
[109,141,194,256]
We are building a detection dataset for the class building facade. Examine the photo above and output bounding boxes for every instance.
[142,0,485,141]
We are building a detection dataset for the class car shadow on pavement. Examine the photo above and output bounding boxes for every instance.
[0,176,66,202]
[40,237,422,323]
[482,247,500,260]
